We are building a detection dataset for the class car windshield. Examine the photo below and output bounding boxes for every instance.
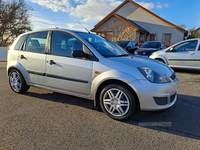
[77,33,129,57]
[140,42,161,48]
[115,41,129,48]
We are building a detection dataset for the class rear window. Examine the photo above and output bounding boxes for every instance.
[25,32,48,53]
[14,35,28,50]
[140,42,161,48]
[115,42,129,48]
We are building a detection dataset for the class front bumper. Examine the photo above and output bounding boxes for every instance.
[128,78,179,111]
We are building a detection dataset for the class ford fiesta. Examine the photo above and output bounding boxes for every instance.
[7,28,179,120]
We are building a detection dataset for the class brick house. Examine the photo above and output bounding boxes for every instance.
[91,0,187,45]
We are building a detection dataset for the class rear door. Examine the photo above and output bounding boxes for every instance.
[46,31,93,95]
[166,40,198,67]
[18,32,48,85]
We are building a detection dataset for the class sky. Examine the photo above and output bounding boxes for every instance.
[27,0,200,32]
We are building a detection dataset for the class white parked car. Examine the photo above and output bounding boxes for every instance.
[150,38,200,69]
[7,28,179,120]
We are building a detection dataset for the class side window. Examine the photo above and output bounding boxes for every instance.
[132,42,136,46]
[25,32,48,53]
[127,42,132,47]
[14,35,28,50]
[51,31,83,58]
[173,40,198,52]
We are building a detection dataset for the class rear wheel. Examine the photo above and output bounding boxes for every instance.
[9,69,30,93]
[100,84,136,120]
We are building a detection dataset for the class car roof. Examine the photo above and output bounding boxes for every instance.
[20,28,89,36]
[143,41,162,43]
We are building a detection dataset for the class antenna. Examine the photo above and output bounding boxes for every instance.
[77,21,90,33]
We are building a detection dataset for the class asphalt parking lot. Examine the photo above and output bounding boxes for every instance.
[0,62,200,149]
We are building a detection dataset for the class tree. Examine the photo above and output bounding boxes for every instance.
[186,27,200,39]
[178,23,186,29]
[0,0,32,45]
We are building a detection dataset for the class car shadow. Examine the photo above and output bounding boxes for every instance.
[23,91,200,140]
[173,68,200,74]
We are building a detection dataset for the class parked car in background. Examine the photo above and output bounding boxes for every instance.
[134,41,166,57]
[150,38,200,69]
[115,41,139,53]
[7,28,179,120]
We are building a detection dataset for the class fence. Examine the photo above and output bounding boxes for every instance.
[0,47,9,61]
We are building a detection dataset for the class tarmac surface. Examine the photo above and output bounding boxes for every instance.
[0,62,200,149]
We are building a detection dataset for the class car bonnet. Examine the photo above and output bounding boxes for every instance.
[107,56,174,77]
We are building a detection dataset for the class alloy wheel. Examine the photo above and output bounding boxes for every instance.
[103,88,130,117]
[9,71,22,92]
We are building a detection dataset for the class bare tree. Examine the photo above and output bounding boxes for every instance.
[178,23,186,29]
[187,27,200,39]
[0,0,32,45]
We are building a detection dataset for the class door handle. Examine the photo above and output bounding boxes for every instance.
[20,55,26,59]
[190,53,195,55]
[47,60,56,64]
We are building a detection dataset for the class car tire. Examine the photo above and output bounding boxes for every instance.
[100,84,135,120]
[9,69,30,93]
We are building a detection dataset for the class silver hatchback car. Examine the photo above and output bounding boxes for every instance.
[150,38,200,69]
[7,28,179,120]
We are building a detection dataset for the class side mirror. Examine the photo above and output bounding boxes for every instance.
[72,50,88,58]
[169,48,173,51]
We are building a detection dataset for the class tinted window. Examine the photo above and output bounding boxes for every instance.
[127,42,132,47]
[140,42,161,48]
[51,31,83,57]
[115,41,129,48]
[14,35,28,50]
[134,41,138,46]
[198,44,200,51]
[173,40,198,52]
[79,33,128,57]
[25,32,48,53]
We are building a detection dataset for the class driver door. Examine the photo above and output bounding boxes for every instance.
[166,40,198,67]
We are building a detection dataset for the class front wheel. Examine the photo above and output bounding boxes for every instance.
[100,84,136,120]
[9,69,30,93]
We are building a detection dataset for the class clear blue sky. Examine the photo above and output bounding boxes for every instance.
[27,0,200,32]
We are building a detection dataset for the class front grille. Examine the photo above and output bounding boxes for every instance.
[170,93,176,103]
[154,97,168,105]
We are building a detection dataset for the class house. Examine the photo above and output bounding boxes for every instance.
[196,27,200,34]
[91,0,187,45]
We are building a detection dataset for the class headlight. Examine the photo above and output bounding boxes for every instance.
[134,51,138,55]
[138,67,171,83]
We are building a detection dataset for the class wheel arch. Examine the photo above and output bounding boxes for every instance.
[7,62,30,84]
[155,57,168,65]
[94,79,140,111]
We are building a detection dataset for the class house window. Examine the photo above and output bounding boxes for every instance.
[139,33,145,43]
[163,34,171,44]
[150,34,157,41]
